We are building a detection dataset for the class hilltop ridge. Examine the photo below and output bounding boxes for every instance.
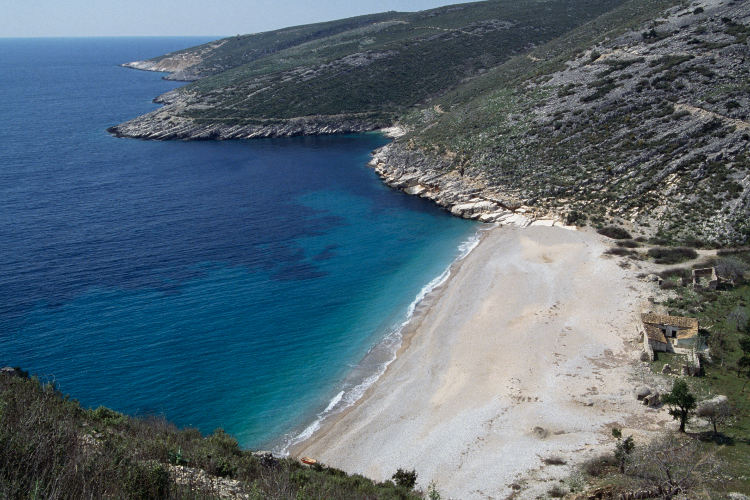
[109,0,624,140]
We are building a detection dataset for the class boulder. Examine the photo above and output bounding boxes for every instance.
[644,392,661,407]
[404,184,426,196]
[661,363,672,374]
[634,386,652,400]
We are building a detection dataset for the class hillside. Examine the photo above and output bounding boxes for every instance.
[110,0,750,241]
[0,370,421,499]
[109,0,625,139]
[377,0,750,245]
[121,12,413,81]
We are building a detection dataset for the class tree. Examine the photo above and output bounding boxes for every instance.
[696,395,731,435]
[737,334,750,391]
[626,433,721,497]
[707,329,731,370]
[662,379,696,432]
[727,305,748,331]
[612,428,635,473]
[392,468,417,489]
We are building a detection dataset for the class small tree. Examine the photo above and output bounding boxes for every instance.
[696,396,731,435]
[662,379,696,432]
[612,428,635,473]
[708,329,731,370]
[392,468,417,490]
[737,334,750,391]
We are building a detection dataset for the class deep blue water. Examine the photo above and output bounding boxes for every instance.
[0,38,476,448]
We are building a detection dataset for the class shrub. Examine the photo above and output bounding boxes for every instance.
[616,239,640,248]
[548,484,567,497]
[597,226,632,239]
[582,454,618,477]
[606,247,636,257]
[714,256,749,283]
[123,460,170,500]
[647,247,698,264]
[392,468,418,489]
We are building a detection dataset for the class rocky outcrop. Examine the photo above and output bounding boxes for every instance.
[108,114,385,140]
[107,87,389,140]
[122,40,228,81]
[370,142,573,227]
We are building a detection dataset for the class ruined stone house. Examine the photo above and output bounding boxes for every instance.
[641,313,699,353]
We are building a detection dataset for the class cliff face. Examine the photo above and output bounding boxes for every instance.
[122,40,229,81]
[370,142,543,227]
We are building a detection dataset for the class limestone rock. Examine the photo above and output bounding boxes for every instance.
[634,386,652,400]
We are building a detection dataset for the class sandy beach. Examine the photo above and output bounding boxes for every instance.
[293,225,668,499]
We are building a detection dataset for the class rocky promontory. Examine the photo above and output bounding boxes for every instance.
[107,90,389,140]
[370,142,573,228]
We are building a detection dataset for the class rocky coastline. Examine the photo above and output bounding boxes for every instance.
[370,141,572,228]
[107,113,386,141]
[107,88,390,140]
[109,71,565,227]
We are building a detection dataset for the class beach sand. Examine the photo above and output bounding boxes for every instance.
[292,225,667,498]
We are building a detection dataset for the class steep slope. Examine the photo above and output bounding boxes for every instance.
[109,0,625,140]
[0,371,421,499]
[375,0,750,244]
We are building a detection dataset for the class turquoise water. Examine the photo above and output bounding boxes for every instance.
[0,38,477,449]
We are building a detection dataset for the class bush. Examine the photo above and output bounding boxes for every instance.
[0,373,423,499]
[616,239,640,248]
[605,247,636,257]
[597,226,632,239]
[714,256,748,283]
[542,456,567,465]
[392,468,418,489]
[123,460,170,500]
[647,247,698,264]
[582,454,618,477]
[548,484,567,497]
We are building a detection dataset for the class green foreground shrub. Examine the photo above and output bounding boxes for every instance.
[0,373,420,499]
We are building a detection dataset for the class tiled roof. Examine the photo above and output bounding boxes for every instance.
[641,313,699,339]
[644,324,667,344]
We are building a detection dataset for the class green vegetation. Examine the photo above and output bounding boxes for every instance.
[138,0,626,123]
[662,378,697,432]
[0,373,421,499]
[647,247,699,264]
[119,0,750,243]
[597,226,633,240]
[654,251,750,493]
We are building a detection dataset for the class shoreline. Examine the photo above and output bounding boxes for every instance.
[291,225,669,498]
[277,226,488,455]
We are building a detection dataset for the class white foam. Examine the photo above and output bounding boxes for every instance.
[277,228,484,455]
[324,391,344,413]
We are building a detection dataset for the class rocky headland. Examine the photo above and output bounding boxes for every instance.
[369,142,571,227]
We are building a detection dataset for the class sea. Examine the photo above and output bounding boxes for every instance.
[0,37,477,450]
